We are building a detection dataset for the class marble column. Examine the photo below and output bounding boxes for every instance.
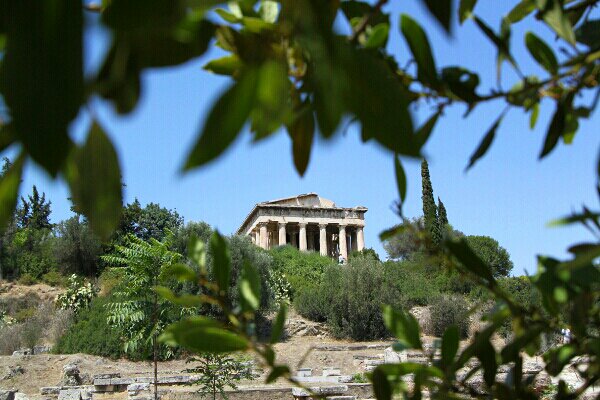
[299,223,307,251]
[307,229,314,251]
[357,226,365,251]
[278,223,286,246]
[255,229,260,246]
[338,224,348,261]
[319,224,328,256]
[259,223,268,250]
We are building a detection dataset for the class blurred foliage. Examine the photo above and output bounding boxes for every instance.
[0,0,599,398]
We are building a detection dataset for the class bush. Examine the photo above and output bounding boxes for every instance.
[98,267,125,295]
[428,295,469,338]
[42,270,66,287]
[54,296,126,359]
[56,274,97,315]
[294,285,329,322]
[14,307,36,322]
[18,273,37,285]
[383,260,443,307]
[0,324,22,355]
[0,292,41,316]
[297,256,402,340]
[270,245,334,297]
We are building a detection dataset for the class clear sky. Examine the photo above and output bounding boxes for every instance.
[7,1,599,276]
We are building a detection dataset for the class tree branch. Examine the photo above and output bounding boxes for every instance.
[349,0,389,43]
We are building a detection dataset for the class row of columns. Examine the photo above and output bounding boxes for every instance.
[253,222,365,261]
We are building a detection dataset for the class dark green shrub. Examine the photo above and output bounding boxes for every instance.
[17,273,37,285]
[294,286,328,322]
[428,295,469,338]
[54,296,126,359]
[42,270,66,287]
[295,257,405,340]
[383,260,442,307]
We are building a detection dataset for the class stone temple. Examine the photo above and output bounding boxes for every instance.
[237,193,367,260]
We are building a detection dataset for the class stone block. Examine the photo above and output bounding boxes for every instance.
[40,387,60,396]
[127,383,150,396]
[11,349,31,357]
[296,368,312,377]
[92,374,120,380]
[32,346,51,355]
[322,368,341,377]
[13,393,27,400]
[58,389,81,400]
[0,389,17,400]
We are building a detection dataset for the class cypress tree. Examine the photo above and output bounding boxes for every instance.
[438,197,449,227]
[421,160,441,245]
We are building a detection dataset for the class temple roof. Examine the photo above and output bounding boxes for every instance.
[236,193,367,234]
[260,193,336,208]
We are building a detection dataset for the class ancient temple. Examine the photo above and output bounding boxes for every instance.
[237,193,367,260]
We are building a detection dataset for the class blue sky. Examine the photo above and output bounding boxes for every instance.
[7,1,599,276]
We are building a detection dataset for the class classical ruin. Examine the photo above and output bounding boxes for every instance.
[236,193,367,260]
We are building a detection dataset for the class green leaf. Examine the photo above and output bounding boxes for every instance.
[154,286,203,307]
[394,155,407,204]
[259,0,279,23]
[530,103,540,129]
[421,0,452,32]
[400,14,439,87]
[215,8,241,23]
[379,225,407,241]
[166,263,198,282]
[371,366,392,400]
[473,16,517,81]
[446,238,496,283]
[466,111,505,170]
[525,32,558,74]
[65,122,123,241]
[134,18,216,68]
[160,316,248,352]
[287,101,315,176]
[414,111,441,149]
[441,67,481,102]
[506,0,536,23]
[239,261,261,312]
[535,0,576,45]
[539,97,569,159]
[575,19,600,47]
[0,1,83,175]
[266,365,290,383]
[184,68,258,169]
[441,325,459,368]
[203,55,243,76]
[382,305,422,350]
[346,48,415,155]
[251,61,291,140]
[94,42,141,114]
[476,339,498,387]
[459,0,477,24]
[341,1,389,27]
[364,23,390,49]
[210,231,231,293]
[102,0,186,32]
[0,155,24,232]
[270,303,287,344]
[188,236,207,271]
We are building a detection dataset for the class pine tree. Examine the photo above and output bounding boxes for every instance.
[438,197,449,227]
[17,186,52,230]
[421,160,441,245]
